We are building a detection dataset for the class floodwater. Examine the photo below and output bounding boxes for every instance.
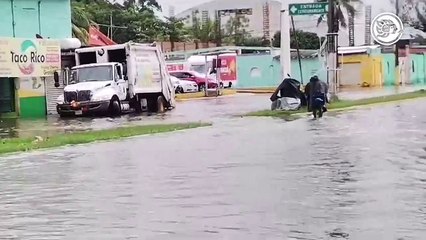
[0,94,270,139]
[0,99,425,239]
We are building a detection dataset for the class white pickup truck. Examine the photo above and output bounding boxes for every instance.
[56,42,175,117]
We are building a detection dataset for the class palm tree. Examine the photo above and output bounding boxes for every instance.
[162,17,188,51]
[186,11,219,48]
[317,0,362,31]
[71,1,99,45]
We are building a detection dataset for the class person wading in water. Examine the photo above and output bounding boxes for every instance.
[304,75,328,118]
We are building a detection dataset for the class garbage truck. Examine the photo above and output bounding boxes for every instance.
[55,42,175,117]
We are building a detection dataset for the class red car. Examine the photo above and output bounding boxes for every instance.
[169,70,218,91]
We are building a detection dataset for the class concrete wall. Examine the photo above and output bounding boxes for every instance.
[235,50,426,89]
[409,54,426,85]
[235,55,326,88]
[236,55,279,88]
[160,41,217,53]
[382,54,396,86]
[339,54,383,87]
[0,0,72,38]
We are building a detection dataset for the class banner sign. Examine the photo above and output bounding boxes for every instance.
[0,38,61,78]
[218,55,237,81]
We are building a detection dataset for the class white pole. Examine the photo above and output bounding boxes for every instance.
[280,0,291,79]
[205,55,208,96]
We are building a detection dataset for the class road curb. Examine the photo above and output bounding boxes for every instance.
[236,89,275,94]
[175,90,237,101]
[281,94,426,118]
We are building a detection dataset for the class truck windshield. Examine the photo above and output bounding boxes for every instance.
[75,66,113,82]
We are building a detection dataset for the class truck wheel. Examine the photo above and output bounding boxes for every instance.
[146,96,166,113]
[157,96,166,113]
[178,86,184,94]
[134,98,143,113]
[109,97,121,116]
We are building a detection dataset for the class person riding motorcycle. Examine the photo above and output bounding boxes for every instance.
[304,75,328,118]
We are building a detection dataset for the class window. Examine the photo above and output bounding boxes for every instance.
[76,66,113,82]
[116,65,122,77]
[182,73,192,78]
[114,66,120,80]
[170,72,183,78]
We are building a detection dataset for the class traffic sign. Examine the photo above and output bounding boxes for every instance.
[288,3,329,16]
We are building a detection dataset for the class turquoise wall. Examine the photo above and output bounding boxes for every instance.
[236,55,327,88]
[382,53,396,86]
[409,54,426,85]
[375,53,426,86]
[236,55,280,88]
[291,58,327,85]
[0,0,71,38]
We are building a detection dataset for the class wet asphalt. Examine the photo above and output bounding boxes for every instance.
[0,93,425,239]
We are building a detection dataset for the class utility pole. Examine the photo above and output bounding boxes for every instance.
[326,0,338,99]
[395,0,399,67]
[215,10,222,47]
[97,12,127,42]
[280,0,291,78]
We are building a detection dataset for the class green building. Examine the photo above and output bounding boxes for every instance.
[0,0,72,118]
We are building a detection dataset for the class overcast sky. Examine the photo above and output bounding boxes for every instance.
[113,0,396,17]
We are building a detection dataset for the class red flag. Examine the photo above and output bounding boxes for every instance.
[89,26,116,46]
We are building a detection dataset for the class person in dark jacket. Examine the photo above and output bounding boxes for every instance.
[304,75,328,115]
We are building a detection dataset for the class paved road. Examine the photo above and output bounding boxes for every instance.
[0,98,425,239]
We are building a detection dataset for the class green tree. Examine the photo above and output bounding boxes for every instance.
[317,0,362,31]
[184,11,219,48]
[161,17,188,51]
[122,0,161,11]
[71,0,164,44]
[272,30,323,49]
[223,15,251,45]
[71,0,98,45]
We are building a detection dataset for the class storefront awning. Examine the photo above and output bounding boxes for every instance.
[89,27,116,46]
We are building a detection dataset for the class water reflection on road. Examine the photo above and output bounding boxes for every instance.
[0,99,425,239]
[0,94,269,138]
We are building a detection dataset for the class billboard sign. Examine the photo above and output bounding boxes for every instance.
[0,38,61,78]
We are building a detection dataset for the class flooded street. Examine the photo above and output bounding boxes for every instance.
[0,94,269,138]
[0,97,425,239]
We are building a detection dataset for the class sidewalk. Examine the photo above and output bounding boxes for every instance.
[337,86,426,100]
[236,85,426,100]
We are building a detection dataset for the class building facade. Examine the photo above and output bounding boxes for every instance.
[0,0,71,118]
[176,0,281,39]
[176,0,369,47]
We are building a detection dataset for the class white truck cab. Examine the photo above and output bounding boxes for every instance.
[56,62,128,116]
[56,42,175,117]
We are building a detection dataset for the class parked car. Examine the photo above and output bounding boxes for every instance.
[169,70,218,91]
[171,76,198,93]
